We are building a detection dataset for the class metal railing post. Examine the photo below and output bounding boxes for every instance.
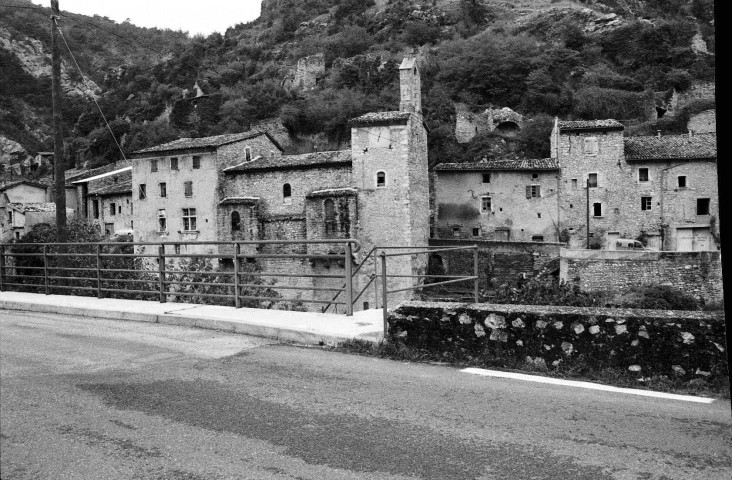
[43,244,49,295]
[0,244,4,291]
[96,243,102,299]
[158,244,166,303]
[473,245,479,303]
[373,248,379,310]
[381,251,388,336]
[344,242,353,316]
[234,242,241,308]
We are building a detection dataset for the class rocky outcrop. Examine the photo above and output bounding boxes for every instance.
[0,26,99,98]
[0,136,30,165]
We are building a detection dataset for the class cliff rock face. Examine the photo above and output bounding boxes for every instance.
[0,136,30,165]
[0,26,99,98]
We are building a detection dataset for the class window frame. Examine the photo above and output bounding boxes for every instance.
[641,196,652,211]
[159,182,167,198]
[323,198,336,235]
[138,184,146,200]
[482,173,491,184]
[231,211,241,232]
[192,156,201,169]
[638,167,649,183]
[184,181,193,198]
[182,208,197,231]
[150,159,158,172]
[170,157,179,171]
[481,195,492,212]
[244,147,252,162]
[587,173,598,188]
[92,199,99,219]
[109,202,116,216]
[583,136,599,155]
[697,198,710,216]
[158,209,167,232]
[677,175,687,188]
[526,184,541,198]
[593,202,603,217]
[376,171,387,188]
[283,183,292,205]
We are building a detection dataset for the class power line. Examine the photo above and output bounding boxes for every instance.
[0,2,167,56]
[54,19,128,161]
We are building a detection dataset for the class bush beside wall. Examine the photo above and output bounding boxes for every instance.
[389,301,727,382]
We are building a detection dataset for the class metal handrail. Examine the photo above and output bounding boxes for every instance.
[321,246,376,313]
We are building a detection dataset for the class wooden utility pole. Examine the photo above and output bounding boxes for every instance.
[51,0,67,242]
[586,178,590,249]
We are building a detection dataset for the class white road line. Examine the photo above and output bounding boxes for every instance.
[461,367,716,404]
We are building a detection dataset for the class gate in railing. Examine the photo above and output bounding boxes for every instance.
[322,245,480,333]
[0,239,361,315]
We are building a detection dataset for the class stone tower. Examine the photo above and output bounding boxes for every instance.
[399,57,421,114]
[349,58,429,306]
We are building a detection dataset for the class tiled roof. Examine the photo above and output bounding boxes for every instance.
[624,133,717,161]
[349,111,412,127]
[558,119,624,132]
[90,181,132,196]
[0,180,48,192]
[219,196,260,205]
[224,150,352,173]
[71,166,131,184]
[435,158,560,171]
[306,187,357,198]
[132,131,283,156]
[8,202,58,212]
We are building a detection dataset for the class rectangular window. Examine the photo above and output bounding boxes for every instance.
[482,173,491,183]
[641,196,652,211]
[92,200,99,219]
[139,184,146,199]
[170,157,179,171]
[587,173,598,188]
[182,208,197,231]
[184,181,193,197]
[531,235,544,242]
[638,168,649,182]
[452,226,461,237]
[159,182,167,197]
[571,179,578,190]
[526,185,541,198]
[118,205,122,214]
[678,175,687,188]
[109,203,116,216]
[245,147,252,161]
[150,159,158,172]
[192,156,201,169]
[472,227,480,237]
[158,209,167,231]
[583,137,598,155]
[697,198,710,215]
[481,196,492,212]
[593,202,602,217]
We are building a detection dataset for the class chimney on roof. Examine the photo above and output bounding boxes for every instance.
[657,130,661,138]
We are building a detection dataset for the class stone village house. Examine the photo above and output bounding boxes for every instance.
[62,57,718,305]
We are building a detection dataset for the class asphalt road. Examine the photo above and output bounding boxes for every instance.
[1,309,731,480]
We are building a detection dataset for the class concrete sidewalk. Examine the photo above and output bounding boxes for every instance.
[0,292,385,346]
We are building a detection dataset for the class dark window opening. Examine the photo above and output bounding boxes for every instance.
[170,157,178,170]
[324,199,336,236]
[139,184,146,199]
[184,181,193,197]
[151,159,158,172]
[531,235,544,242]
[110,203,116,216]
[159,182,167,197]
[593,203,602,217]
[697,198,710,215]
[192,156,201,169]
[641,196,652,211]
[638,168,649,182]
[678,176,687,188]
[588,173,598,188]
[452,226,461,237]
[283,183,291,204]
[231,211,241,231]
[656,107,666,118]
[376,171,386,188]
[472,227,480,237]
[482,173,491,183]
[92,200,99,219]
[245,147,252,161]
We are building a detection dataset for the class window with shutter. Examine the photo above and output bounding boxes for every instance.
[184,181,193,197]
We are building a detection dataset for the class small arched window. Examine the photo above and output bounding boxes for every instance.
[283,183,292,204]
[376,171,386,188]
[231,211,241,231]
[324,199,336,235]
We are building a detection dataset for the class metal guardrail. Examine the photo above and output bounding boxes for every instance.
[0,239,362,315]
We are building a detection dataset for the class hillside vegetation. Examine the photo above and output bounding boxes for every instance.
[0,0,715,171]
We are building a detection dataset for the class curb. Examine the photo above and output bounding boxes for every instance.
[0,299,383,347]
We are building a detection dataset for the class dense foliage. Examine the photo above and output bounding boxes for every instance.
[0,0,715,169]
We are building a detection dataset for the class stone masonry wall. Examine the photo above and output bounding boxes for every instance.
[293,53,325,91]
[560,249,723,302]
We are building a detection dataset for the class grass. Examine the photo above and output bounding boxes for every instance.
[330,338,731,399]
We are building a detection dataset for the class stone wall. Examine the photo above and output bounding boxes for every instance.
[560,248,723,302]
[293,53,325,91]
[388,301,727,381]
[454,106,523,143]
[427,238,563,291]
[688,110,716,134]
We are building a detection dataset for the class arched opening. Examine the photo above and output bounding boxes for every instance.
[324,199,336,236]
[231,211,241,231]
[283,183,292,204]
[495,121,520,137]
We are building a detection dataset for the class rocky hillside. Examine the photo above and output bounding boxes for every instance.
[0,0,715,177]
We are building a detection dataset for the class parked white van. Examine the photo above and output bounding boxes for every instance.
[614,238,649,250]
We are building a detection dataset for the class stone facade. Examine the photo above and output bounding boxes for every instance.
[454,105,523,143]
[434,159,560,242]
[560,249,723,302]
[688,109,715,134]
[553,120,718,252]
[292,53,325,91]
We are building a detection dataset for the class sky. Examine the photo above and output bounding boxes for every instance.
[30,0,262,36]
